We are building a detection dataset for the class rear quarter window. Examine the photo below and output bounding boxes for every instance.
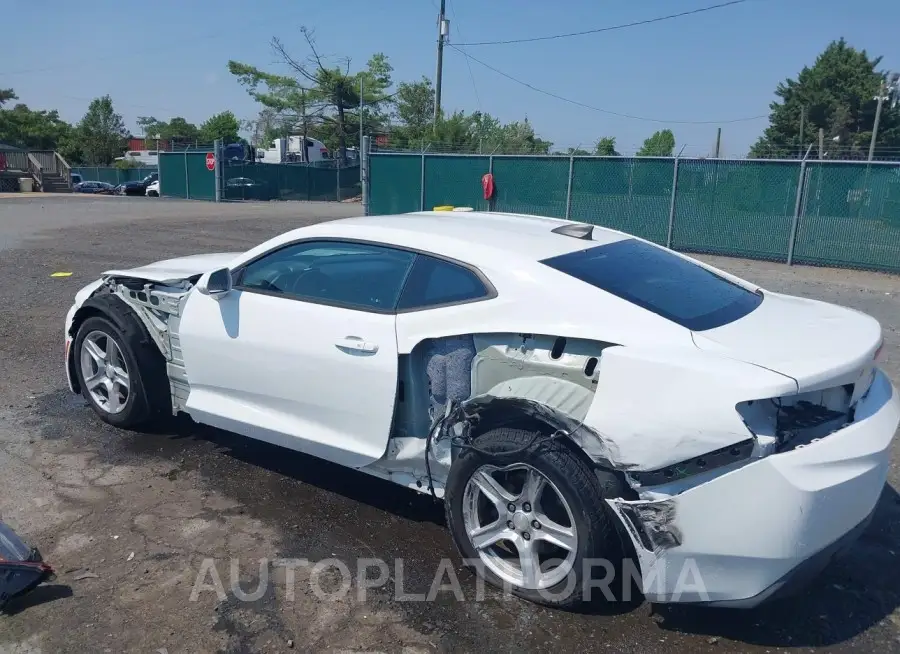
[541,239,762,331]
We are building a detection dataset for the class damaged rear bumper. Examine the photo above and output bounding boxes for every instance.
[608,369,899,607]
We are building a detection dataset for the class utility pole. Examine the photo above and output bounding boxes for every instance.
[714,127,722,158]
[357,75,365,160]
[818,128,824,160]
[799,105,805,157]
[433,0,448,126]
[869,79,888,162]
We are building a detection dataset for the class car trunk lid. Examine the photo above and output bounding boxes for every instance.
[692,291,882,393]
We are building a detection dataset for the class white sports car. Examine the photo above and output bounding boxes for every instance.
[64,211,899,608]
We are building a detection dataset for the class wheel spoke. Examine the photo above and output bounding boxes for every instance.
[83,338,105,364]
[518,539,541,589]
[112,367,130,389]
[105,380,121,413]
[471,469,515,510]
[469,519,509,551]
[519,467,545,505]
[533,512,576,552]
[107,340,119,367]
[84,370,106,391]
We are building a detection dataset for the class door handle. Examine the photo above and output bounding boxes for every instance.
[335,336,379,353]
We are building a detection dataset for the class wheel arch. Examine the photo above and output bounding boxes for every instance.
[462,396,635,500]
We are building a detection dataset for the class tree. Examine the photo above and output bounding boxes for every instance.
[750,39,900,158]
[637,129,675,157]
[394,78,434,137]
[136,115,159,138]
[0,102,74,151]
[229,27,393,161]
[0,89,17,108]
[199,111,241,143]
[77,95,128,165]
[594,137,620,156]
[157,117,200,144]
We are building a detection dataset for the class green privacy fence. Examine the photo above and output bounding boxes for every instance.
[159,152,216,200]
[71,166,157,185]
[368,153,900,273]
[221,162,360,202]
[158,152,359,202]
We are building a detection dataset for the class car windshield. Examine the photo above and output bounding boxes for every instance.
[541,239,763,331]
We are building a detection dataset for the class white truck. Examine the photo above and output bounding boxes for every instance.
[256,136,331,164]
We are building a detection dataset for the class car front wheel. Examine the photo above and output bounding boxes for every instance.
[73,309,166,428]
[445,427,628,609]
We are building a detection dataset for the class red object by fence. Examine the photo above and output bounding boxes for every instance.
[481,172,494,200]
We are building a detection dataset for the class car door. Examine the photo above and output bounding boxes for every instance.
[177,239,415,468]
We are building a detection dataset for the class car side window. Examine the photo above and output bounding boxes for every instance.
[397,255,489,310]
[237,240,416,311]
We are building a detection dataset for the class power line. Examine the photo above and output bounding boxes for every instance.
[447,44,767,125]
[447,0,482,111]
[453,0,751,46]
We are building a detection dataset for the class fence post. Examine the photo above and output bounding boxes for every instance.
[184,152,190,200]
[786,160,807,266]
[666,158,680,249]
[214,139,222,202]
[336,164,341,202]
[564,155,575,219]
[419,152,426,211]
[361,135,370,216]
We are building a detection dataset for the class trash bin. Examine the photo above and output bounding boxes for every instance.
[18,177,33,193]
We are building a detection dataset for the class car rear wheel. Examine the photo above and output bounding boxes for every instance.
[444,427,626,609]
[73,305,168,428]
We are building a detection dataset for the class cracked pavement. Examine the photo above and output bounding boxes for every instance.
[1,196,899,653]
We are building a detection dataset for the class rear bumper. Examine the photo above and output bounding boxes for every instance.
[609,369,899,607]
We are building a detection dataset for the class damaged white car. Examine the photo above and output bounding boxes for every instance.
[64,211,899,609]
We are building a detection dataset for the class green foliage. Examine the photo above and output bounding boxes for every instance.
[389,100,552,154]
[594,137,620,156]
[637,129,675,157]
[199,111,241,143]
[0,101,74,152]
[229,28,393,160]
[114,158,141,169]
[0,89,17,108]
[750,39,900,158]
[77,95,128,165]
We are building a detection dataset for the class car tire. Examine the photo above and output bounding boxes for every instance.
[73,299,169,429]
[444,427,626,609]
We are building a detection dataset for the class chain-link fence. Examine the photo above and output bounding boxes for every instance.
[158,148,361,203]
[221,161,360,202]
[368,153,900,273]
[71,166,158,185]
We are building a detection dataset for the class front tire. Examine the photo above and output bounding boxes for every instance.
[445,427,625,609]
[73,303,168,429]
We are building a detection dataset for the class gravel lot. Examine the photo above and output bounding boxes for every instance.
[1,195,899,653]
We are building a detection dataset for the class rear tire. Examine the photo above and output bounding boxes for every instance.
[73,298,169,429]
[444,427,625,609]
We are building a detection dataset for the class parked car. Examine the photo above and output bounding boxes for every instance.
[62,211,898,610]
[145,180,160,197]
[118,172,158,196]
[70,173,83,186]
[73,181,115,194]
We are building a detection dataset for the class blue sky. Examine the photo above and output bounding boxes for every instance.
[4,0,898,156]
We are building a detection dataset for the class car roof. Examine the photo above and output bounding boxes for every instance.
[299,211,631,265]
